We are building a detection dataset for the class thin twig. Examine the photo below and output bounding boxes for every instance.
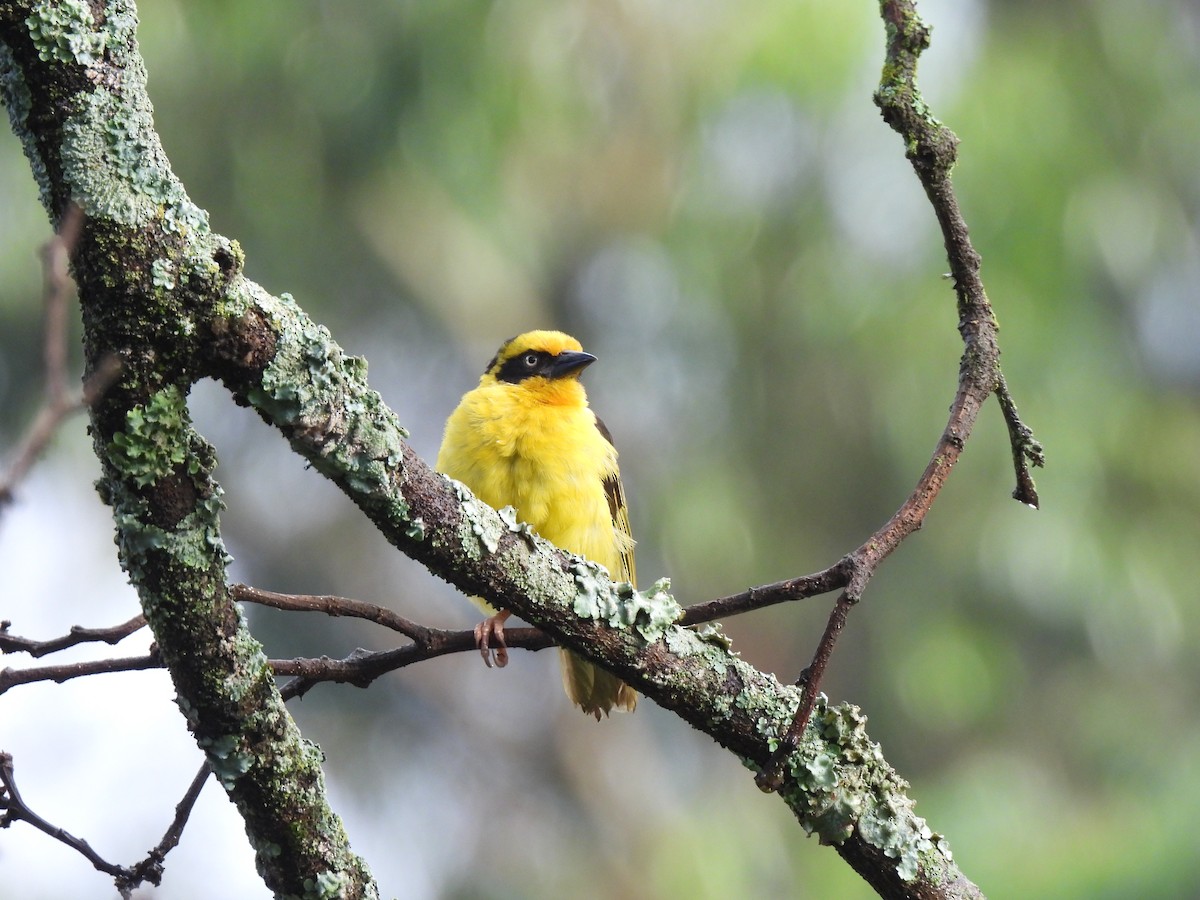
[679,564,852,625]
[0,614,147,658]
[232,584,436,644]
[995,372,1044,508]
[0,572,846,698]
[4,567,852,701]
[238,571,850,637]
[118,761,212,895]
[1,751,132,881]
[755,591,858,791]
[40,207,79,403]
[1,748,214,898]
[0,635,561,696]
[0,652,161,695]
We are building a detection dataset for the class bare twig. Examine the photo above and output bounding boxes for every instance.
[118,761,212,895]
[232,584,436,644]
[1,751,132,882]
[755,0,1043,791]
[679,564,852,625]
[0,207,122,509]
[0,631,559,696]
[0,614,147,658]
[238,575,853,648]
[0,652,160,695]
[0,569,856,700]
[2,748,214,899]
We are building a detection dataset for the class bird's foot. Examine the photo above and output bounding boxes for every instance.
[474,610,511,668]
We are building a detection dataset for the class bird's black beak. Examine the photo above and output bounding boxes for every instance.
[547,350,597,378]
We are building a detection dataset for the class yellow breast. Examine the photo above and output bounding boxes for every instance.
[436,380,628,578]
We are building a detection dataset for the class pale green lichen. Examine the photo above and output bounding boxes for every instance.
[693,621,734,651]
[199,733,255,790]
[184,239,233,284]
[24,0,139,68]
[498,504,537,543]
[763,701,953,881]
[151,257,176,289]
[222,625,272,704]
[111,496,231,581]
[664,627,697,657]
[54,14,208,233]
[443,478,504,557]
[26,0,105,66]
[468,497,504,554]
[61,84,208,231]
[304,870,349,900]
[571,565,681,642]
[248,298,409,514]
[102,386,232,577]
[0,43,52,209]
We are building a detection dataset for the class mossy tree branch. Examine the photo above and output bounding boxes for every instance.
[0,2,992,898]
[1,3,375,898]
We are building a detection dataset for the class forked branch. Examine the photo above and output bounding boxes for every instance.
[755,0,1042,791]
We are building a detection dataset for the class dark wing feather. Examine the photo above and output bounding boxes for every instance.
[595,416,636,585]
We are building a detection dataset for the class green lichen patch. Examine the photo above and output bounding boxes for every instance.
[61,84,208,232]
[570,566,682,642]
[26,0,106,66]
[108,385,192,486]
[768,701,952,881]
[0,43,52,209]
[247,299,410,514]
[497,504,538,543]
[111,497,230,583]
[151,256,176,289]
[102,386,234,579]
[442,478,493,558]
[304,870,349,900]
[24,0,140,69]
[198,732,256,790]
[467,498,504,554]
[856,793,938,881]
[693,621,734,651]
[221,625,272,705]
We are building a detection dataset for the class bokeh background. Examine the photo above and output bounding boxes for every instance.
[3,1,1199,897]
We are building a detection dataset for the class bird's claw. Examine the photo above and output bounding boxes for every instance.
[474,611,511,668]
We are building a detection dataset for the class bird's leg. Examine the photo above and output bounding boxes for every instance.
[474,609,512,668]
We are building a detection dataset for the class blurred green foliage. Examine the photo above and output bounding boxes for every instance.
[3,0,1200,897]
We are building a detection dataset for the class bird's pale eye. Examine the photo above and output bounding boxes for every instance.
[523,352,540,368]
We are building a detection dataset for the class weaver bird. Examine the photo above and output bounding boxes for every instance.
[437,330,638,719]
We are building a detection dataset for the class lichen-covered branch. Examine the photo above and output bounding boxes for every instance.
[1,3,376,898]
[0,1,984,897]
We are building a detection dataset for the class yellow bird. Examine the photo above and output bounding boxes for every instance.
[436,330,638,719]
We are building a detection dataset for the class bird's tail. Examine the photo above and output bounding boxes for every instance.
[559,649,637,720]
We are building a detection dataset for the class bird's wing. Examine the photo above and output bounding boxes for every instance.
[594,416,636,586]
